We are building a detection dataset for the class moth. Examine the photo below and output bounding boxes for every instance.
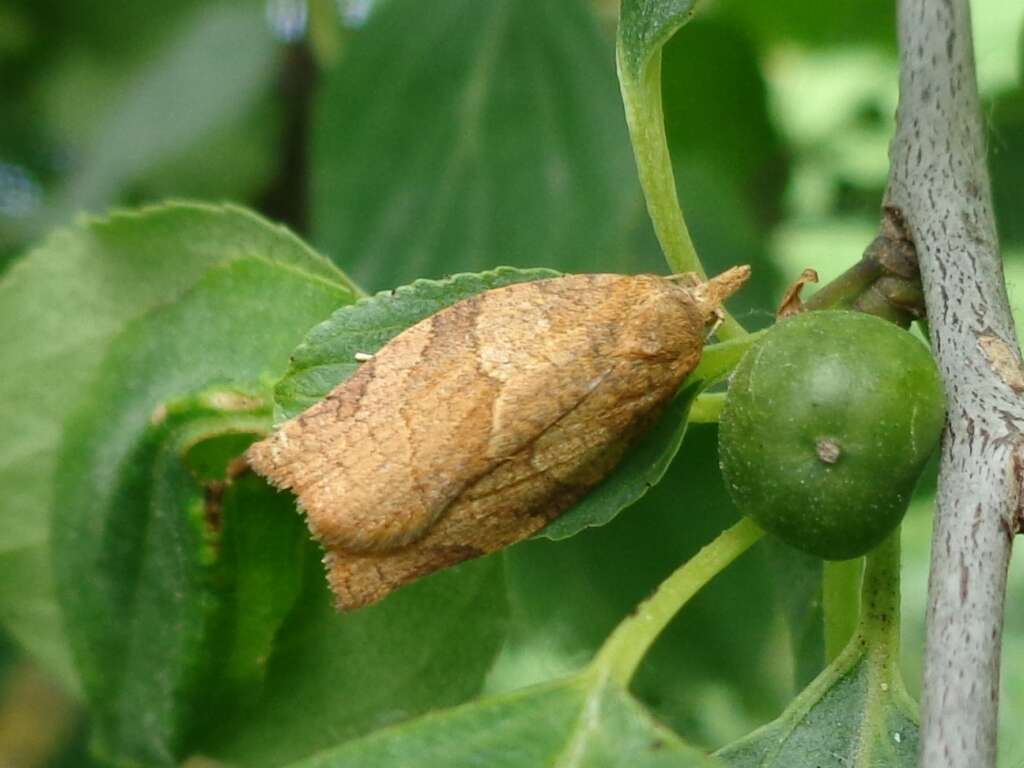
[247,268,749,609]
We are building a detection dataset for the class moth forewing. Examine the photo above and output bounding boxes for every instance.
[247,268,749,609]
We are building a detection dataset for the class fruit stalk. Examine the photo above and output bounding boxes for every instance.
[886,0,1024,764]
[803,219,924,326]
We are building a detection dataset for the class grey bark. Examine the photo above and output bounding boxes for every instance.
[885,0,1024,766]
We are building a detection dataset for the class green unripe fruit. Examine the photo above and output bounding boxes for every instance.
[718,311,945,560]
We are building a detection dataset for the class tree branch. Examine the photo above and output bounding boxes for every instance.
[885,1,1024,765]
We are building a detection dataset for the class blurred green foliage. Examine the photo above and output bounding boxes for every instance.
[1,0,1023,765]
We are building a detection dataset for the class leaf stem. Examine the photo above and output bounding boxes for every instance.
[618,52,698,277]
[693,330,766,385]
[594,517,764,686]
[616,48,746,340]
[858,528,902,651]
[688,392,725,423]
[822,558,863,662]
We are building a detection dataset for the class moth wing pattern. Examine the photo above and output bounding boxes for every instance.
[247,270,741,609]
[250,275,638,552]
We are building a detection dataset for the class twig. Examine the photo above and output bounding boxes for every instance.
[885,1,1024,764]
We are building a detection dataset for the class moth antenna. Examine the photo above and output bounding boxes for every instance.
[704,308,725,340]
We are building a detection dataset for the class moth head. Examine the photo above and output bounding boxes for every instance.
[616,279,707,362]
[617,268,750,363]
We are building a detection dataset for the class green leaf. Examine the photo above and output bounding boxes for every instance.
[156,277,524,768]
[716,534,918,767]
[130,98,279,205]
[53,255,354,766]
[489,426,787,749]
[0,202,355,686]
[716,652,918,767]
[539,381,698,539]
[383,516,767,768]
[282,670,723,768]
[299,510,774,768]
[311,0,657,289]
[617,0,697,82]
[205,554,508,768]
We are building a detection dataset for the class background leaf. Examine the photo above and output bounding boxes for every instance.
[489,426,788,750]
[52,245,354,764]
[760,541,824,692]
[282,672,723,768]
[0,203,354,688]
[0,0,284,258]
[717,535,917,767]
[311,0,656,289]
[716,0,895,49]
[716,647,918,767]
[988,88,1024,249]
[205,553,508,768]
[53,1,279,220]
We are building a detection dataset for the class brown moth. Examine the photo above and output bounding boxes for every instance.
[247,267,749,610]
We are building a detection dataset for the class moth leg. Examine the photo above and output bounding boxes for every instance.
[705,306,725,340]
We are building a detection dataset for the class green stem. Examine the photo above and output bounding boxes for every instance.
[858,529,902,650]
[693,330,766,386]
[616,48,746,340]
[308,0,343,68]
[803,257,883,312]
[594,517,764,686]
[689,392,726,423]
[857,528,919,718]
[618,51,699,277]
[822,558,863,662]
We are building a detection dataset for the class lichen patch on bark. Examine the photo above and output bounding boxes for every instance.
[978,334,1024,393]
